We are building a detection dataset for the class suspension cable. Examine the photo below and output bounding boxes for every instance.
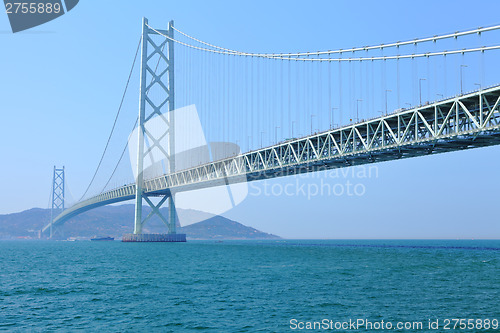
[172,26,238,53]
[99,117,139,193]
[78,37,141,201]
[148,24,500,62]
[169,23,500,57]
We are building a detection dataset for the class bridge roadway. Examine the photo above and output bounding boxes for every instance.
[43,85,500,232]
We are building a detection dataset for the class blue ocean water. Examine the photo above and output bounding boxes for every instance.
[0,240,499,332]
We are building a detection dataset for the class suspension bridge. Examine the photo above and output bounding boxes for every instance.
[42,19,500,240]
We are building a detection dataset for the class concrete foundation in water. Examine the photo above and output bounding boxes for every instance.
[122,234,186,242]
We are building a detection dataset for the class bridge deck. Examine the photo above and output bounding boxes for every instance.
[44,85,500,231]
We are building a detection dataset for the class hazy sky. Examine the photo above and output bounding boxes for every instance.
[1,0,499,238]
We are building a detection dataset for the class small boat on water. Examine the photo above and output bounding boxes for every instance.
[90,236,114,241]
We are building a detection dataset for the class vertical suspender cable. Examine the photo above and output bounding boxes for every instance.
[318,56,322,132]
[328,53,332,128]
[397,45,400,109]
[339,52,342,124]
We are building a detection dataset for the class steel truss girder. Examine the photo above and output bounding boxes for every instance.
[145,85,500,191]
[48,85,500,229]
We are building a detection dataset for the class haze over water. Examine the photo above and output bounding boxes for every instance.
[0,240,499,331]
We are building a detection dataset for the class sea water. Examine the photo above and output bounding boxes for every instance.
[0,240,499,332]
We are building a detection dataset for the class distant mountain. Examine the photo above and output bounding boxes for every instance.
[0,204,280,240]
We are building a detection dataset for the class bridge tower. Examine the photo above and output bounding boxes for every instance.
[50,166,65,238]
[128,17,185,242]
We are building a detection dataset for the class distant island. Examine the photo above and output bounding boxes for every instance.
[0,204,280,240]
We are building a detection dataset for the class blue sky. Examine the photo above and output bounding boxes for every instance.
[1,0,499,238]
